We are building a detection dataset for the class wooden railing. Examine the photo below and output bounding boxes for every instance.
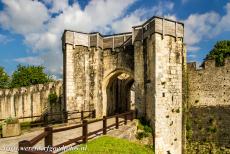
[0,110,96,127]
[18,110,134,154]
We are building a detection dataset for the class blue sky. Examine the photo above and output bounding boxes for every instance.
[0,0,230,78]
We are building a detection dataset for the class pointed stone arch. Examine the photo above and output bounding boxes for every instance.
[102,68,134,116]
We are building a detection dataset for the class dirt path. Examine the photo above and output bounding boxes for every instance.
[0,117,128,154]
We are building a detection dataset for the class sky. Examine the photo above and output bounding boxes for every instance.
[0,0,230,78]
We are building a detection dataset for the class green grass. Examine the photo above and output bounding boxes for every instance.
[65,136,154,154]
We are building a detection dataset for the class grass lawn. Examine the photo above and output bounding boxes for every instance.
[65,136,154,154]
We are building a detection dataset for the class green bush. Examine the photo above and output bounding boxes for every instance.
[48,92,58,104]
[10,65,53,88]
[205,40,230,66]
[4,117,18,124]
[144,125,152,133]
[0,67,10,89]
[136,117,153,140]
[137,121,144,130]
[20,121,31,129]
[136,132,149,140]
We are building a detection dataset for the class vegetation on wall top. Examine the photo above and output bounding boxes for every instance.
[205,40,230,66]
[0,67,10,89]
[0,65,53,89]
[48,92,58,104]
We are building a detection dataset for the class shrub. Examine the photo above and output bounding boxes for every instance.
[20,121,31,129]
[10,65,53,88]
[136,117,153,140]
[144,125,152,133]
[48,92,58,104]
[136,132,149,140]
[4,117,18,124]
[137,122,144,130]
[204,40,230,66]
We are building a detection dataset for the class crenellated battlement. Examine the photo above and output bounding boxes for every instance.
[132,16,184,42]
[62,16,184,50]
[187,57,230,72]
[0,81,62,97]
[62,30,132,50]
[0,81,63,120]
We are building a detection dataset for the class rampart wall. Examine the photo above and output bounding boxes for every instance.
[0,81,63,121]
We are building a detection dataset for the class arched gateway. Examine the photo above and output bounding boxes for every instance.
[62,16,186,154]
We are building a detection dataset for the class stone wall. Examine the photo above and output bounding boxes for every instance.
[187,58,230,152]
[63,31,134,117]
[63,16,185,154]
[132,17,184,154]
[63,44,104,116]
[0,81,63,121]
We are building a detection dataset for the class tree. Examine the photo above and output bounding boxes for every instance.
[0,67,10,89]
[205,40,230,66]
[10,65,53,88]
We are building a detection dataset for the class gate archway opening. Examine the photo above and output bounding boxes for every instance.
[102,70,135,116]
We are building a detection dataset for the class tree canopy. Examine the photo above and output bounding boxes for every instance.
[10,65,53,88]
[0,67,10,89]
[205,40,230,66]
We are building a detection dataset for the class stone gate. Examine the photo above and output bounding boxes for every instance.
[62,16,186,154]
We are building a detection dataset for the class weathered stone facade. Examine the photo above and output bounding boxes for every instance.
[63,16,185,154]
[0,81,63,121]
[187,58,230,152]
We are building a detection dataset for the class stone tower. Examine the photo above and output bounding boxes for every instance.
[62,16,185,154]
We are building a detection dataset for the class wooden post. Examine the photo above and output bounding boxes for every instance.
[44,113,48,126]
[92,109,96,118]
[81,111,84,120]
[19,140,31,154]
[82,120,88,143]
[64,111,68,123]
[115,115,119,129]
[124,114,127,125]
[45,126,53,148]
[103,116,107,135]
[130,111,134,121]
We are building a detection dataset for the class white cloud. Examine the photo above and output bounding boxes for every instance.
[112,1,176,33]
[187,54,197,59]
[213,3,230,35]
[184,2,230,53]
[187,46,200,52]
[0,34,13,44]
[0,0,49,35]
[182,0,189,4]
[43,0,69,13]
[111,9,145,33]
[0,0,176,76]
[184,12,220,46]
[14,56,44,65]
